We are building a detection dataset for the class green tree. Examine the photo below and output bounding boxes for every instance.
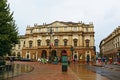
[0,0,18,57]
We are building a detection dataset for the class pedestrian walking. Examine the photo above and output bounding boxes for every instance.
[102,57,106,65]
[109,57,113,64]
[86,54,90,64]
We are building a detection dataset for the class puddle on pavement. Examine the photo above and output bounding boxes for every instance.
[0,64,33,80]
[70,64,110,80]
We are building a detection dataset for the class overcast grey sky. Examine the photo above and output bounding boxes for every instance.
[7,0,120,51]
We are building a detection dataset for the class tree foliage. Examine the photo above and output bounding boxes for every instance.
[0,0,18,56]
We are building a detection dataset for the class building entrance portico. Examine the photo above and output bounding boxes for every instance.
[61,50,67,56]
[51,50,57,57]
[41,50,47,58]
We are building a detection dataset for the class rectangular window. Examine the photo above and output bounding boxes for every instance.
[74,27,77,31]
[54,42,58,46]
[74,42,77,47]
[64,42,67,46]
[55,27,58,32]
[73,39,77,47]
[37,40,41,46]
[64,27,67,31]
[29,43,32,48]
[29,41,32,48]
[18,44,20,49]
[47,28,50,32]
[30,30,33,33]
[39,29,41,32]
[23,41,25,47]
[47,42,50,46]
[24,41,25,44]
[86,28,88,32]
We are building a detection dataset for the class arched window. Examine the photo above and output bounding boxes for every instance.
[86,28,88,32]
[63,39,68,46]
[73,39,78,47]
[37,40,41,46]
[54,39,59,46]
[85,39,90,47]
[29,41,33,48]
[46,39,50,46]
[27,54,29,59]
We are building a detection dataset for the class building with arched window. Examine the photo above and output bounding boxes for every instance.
[11,35,25,59]
[12,21,95,62]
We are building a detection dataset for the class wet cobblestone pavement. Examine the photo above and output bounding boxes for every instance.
[70,63,110,80]
[86,64,120,80]
[4,61,119,80]
[8,61,80,80]
[0,63,33,80]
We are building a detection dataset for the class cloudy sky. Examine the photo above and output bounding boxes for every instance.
[7,0,120,51]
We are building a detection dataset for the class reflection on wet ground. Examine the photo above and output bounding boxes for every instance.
[87,64,120,80]
[0,63,33,80]
[70,63,110,80]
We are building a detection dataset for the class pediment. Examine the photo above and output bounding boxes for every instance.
[48,21,67,27]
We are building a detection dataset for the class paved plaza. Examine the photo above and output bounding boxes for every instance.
[70,63,120,80]
[9,61,80,80]
[6,61,117,80]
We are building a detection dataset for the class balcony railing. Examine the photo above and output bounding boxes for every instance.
[22,45,94,50]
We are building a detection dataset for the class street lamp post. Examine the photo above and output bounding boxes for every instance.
[48,27,53,63]
[70,46,74,60]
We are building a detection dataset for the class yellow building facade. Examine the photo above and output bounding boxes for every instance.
[100,26,120,59]
[12,21,95,62]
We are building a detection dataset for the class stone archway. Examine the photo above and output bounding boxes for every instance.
[86,54,90,63]
[41,50,47,58]
[27,54,29,59]
[74,55,77,59]
[85,51,91,61]
[17,52,21,57]
[73,51,78,61]
[26,51,30,59]
[51,50,57,57]
[61,50,67,56]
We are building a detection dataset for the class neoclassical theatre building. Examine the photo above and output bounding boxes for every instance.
[12,21,95,62]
